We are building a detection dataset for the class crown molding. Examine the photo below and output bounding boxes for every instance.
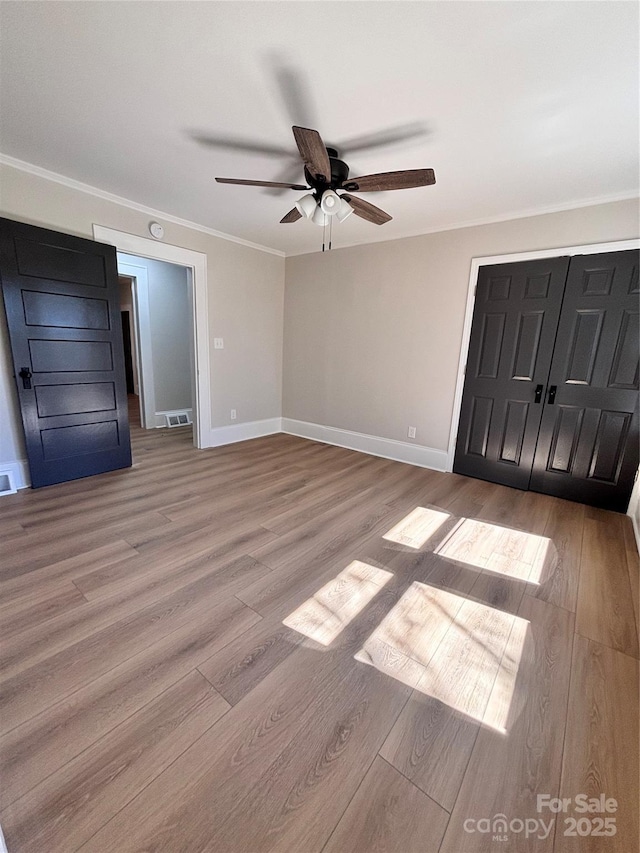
[2,152,636,260]
[0,152,285,258]
[287,190,640,257]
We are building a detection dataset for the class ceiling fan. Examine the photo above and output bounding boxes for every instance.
[215,126,436,233]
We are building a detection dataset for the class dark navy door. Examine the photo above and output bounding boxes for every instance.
[453,257,570,489]
[454,250,639,511]
[530,251,639,511]
[0,217,132,488]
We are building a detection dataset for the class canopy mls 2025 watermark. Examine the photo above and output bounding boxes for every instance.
[463,793,619,843]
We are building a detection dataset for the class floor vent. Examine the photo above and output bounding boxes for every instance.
[165,412,192,428]
[0,471,17,496]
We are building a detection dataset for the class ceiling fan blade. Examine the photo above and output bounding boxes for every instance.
[292,126,332,182]
[216,177,308,190]
[261,160,309,196]
[280,207,302,224]
[271,60,318,128]
[338,122,428,155]
[342,195,392,225]
[343,169,436,192]
[191,132,292,158]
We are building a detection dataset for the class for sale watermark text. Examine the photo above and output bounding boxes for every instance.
[463,794,618,842]
[537,794,617,814]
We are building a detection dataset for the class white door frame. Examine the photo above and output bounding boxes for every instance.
[446,237,640,473]
[117,260,155,429]
[93,225,211,449]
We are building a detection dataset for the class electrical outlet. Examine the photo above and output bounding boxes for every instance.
[214,337,224,349]
[407,426,417,439]
[230,409,237,420]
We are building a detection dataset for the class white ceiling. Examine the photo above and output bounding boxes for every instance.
[1,2,638,256]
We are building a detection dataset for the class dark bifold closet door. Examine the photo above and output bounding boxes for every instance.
[454,249,639,512]
[530,251,639,511]
[453,257,570,489]
[0,217,132,488]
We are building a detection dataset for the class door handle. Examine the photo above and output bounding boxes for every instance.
[547,385,557,404]
[534,384,544,404]
[18,367,32,390]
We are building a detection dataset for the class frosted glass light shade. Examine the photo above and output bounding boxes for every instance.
[312,205,329,227]
[295,194,317,219]
[320,190,341,216]
[336,197,355,222]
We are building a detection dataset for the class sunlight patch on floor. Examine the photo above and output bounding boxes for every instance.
[356,582,529,733]
[355,583,464,687]
[383,506,451,549]
[434,517,554,583]
[283,561,393,646]
[481,612,529,733]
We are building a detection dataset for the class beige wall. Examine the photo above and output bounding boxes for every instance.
[283,199,639,453]
[1,158,637,491]
[0,162,284,472]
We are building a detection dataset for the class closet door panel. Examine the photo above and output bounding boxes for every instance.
[530,250,639,511]
[454,258,569,488]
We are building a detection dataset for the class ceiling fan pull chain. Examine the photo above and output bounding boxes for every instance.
[329,215,333,251]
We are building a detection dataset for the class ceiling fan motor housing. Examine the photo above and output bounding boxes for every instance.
[304,152,350,195]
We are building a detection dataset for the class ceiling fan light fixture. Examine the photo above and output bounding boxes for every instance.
[295,194,317,219]
[320,190,341,216]
[311,205,329,227]
[218,127,432,234]
[335,197,355,222]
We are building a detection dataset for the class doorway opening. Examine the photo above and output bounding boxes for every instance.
[92,226,211,449]
[117,255,195,443]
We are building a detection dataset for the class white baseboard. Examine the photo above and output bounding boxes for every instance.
[206,417,282,448]
[281,418,449,472]
[1,420,448,490]
[0,459,29,491]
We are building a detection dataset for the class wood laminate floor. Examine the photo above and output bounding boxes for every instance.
[1,400,638,852]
